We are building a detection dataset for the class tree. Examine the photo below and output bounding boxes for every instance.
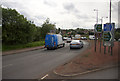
[2,8,37,45]
[34,26,42,41]
[41,18,56,38]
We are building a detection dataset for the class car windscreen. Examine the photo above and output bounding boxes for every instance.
[71,40,79,43]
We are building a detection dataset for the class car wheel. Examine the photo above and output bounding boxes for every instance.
[63,43,65,47]
[82,45,83,48]
[47,47,50,50]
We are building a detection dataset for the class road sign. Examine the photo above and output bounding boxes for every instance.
[94,24,102,33]
[103,32,112,41]
[103,23,115,47]
[104,23,112,31]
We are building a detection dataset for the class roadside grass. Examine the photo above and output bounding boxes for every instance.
[2,40,45,52]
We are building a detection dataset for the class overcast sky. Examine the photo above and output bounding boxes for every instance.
[1,0,119,29]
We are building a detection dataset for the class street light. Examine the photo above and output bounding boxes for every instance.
[99,17,108,24]
[94,9,98,24]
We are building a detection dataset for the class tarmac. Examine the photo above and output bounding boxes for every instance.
[2,41,119,78]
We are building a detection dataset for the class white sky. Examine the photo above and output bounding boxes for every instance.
[1,0,119,29]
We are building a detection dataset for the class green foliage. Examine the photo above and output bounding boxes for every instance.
[2,7,57,47]
[115,32,120,40]
[34,27,42,41]
[2,8,38,45]
[41,18,56,38]
[114,28,120,40]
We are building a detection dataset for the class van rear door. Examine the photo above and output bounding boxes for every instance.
[45,35,54,48]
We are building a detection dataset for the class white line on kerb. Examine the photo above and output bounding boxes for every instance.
[41,74,48,80]
[3,64,13,68]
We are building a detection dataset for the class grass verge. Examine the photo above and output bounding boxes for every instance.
[2,40,45,52]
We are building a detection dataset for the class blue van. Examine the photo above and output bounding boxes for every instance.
[45,34,65,50]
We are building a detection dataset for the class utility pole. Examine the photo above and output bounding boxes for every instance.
[108,0,112,54]
[94,9,98,52]
[100,17,103,53]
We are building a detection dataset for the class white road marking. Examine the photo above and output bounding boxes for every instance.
[3,64,13,68]
[41,74,48,80]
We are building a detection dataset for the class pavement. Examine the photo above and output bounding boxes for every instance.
[53,64,118,77]
[51,41,119,78]
[2,46,45,56]
[45,65,118,79]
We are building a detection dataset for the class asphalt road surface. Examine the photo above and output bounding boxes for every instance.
[73,66,118,79]
[3,40,89,79]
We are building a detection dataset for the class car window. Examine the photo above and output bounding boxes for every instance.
[71,40,79,43]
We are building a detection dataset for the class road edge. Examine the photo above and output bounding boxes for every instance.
[53,64,118,77]
[2,46,44,56]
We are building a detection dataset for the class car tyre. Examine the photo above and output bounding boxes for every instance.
[47,47,50,50]
[63,43,65,47]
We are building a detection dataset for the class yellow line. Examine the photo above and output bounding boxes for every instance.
[41,74,48,80]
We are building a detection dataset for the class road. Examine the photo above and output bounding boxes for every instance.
[3,41,89,79]
[74,66,118,79]
[46,66,118,79]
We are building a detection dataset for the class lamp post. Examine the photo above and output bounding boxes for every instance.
[109,0,112,55]
[94,9,98,52]
[94,9,98,24]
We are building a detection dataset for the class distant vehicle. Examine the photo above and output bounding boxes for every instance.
[114,39,116,41]
[89,35,95,40]
[45,34,65,50]
[81,37,87,40]
[83,37,87,40]
[67,38,72,43]
[63,37,68,40]
[118,38,120,42]
[70,40,83,49]
[75,34,81,40]
[72,37,75,39]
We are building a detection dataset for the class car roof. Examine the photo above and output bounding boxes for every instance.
[71,40,80,42]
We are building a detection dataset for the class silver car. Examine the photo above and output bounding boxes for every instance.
[70,40,83,49]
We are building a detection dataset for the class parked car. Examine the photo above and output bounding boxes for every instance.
[45,34,65,50]
[67,38,72,43]
[70,40,83,49]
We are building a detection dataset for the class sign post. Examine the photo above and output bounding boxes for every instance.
[94,24,102,53]
[103,23,115,55]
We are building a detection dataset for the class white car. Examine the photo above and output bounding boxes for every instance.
[70,40,83,49]
[67,38,72,43]
[89,35,95,40]
[63,37,67,40]
[118,38,120,42]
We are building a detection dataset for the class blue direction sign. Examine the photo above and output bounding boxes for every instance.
[103,23,115,47]
[103,32,112,41]
[104,24,112,31]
